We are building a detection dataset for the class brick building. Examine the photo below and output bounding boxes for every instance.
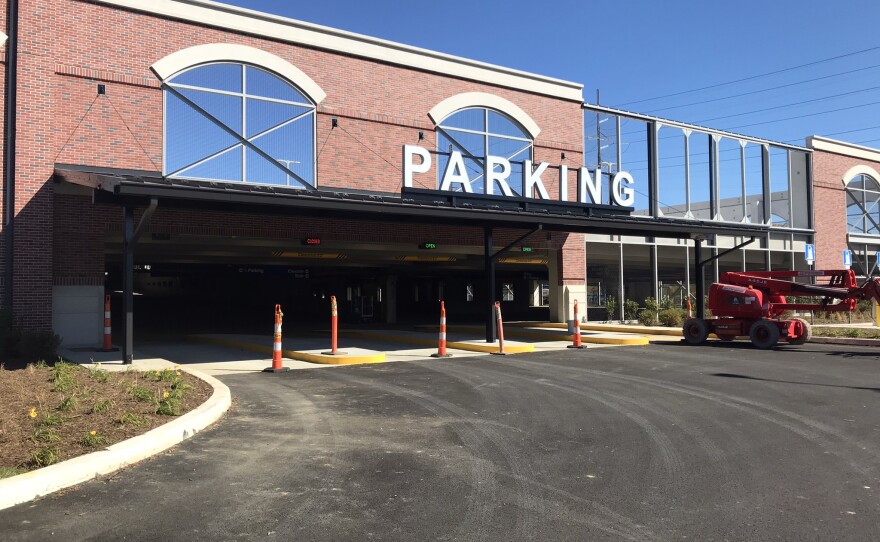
[0,0,875,359]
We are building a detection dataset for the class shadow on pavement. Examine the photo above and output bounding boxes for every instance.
[712,372,880,392]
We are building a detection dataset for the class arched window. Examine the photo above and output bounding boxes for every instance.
[846,173,880,235]
[436,107,533,196]
[163,62,316,188]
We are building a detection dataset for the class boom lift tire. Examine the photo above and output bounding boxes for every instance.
[682,318,709,345]
[786,317,812,345]
[749,319,780,349]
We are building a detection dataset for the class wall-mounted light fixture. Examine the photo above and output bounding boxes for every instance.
[97,84,106,95]
[418,131,424,141]
[560,151,566,160]
[331,117,338,128]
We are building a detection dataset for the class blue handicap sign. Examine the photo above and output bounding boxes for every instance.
[804,244,815,263]
[843,249,852,268]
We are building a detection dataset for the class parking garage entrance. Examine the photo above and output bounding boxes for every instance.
[56,166,775,364]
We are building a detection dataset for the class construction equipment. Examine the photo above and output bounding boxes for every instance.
[682,269,880,349]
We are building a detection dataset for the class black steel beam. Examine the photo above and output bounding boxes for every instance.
[700,237,756,267]
[3,0,18,311]
[485,226,496,343]
[695,238,704,320]
[122,206,134,365]
[132,197,158,244]
[492,225,542,260]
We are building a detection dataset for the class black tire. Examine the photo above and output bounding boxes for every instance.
[787,317,812,345]
[682,318,709,345]
[749,319,780,349]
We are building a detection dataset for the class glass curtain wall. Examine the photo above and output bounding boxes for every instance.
[583,106,812,230]
[586,233,810,321]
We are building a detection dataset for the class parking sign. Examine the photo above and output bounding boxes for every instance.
[804,244,815,264]
[843,249,852,268]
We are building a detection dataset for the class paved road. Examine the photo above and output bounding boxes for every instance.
[3,341,880,541]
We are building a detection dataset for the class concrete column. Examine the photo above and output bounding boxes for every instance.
[548,249,563,322]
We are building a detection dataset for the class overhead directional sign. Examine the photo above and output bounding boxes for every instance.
[804,244,815,265]
[843,249,852,269]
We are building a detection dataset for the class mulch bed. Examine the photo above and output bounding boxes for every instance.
[0,362,213,477]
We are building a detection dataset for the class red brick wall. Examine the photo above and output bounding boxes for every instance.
[811,149,880,269]
[11,0,588,328]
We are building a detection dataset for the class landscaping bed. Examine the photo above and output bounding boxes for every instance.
[0,361,213,478]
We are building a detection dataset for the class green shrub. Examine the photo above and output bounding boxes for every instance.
[604,296,617,322]
[659,296,676,311]
[658,308,686,327]
[637,309,657,326]
[644,297,660,313]
[20,329,62,364]
[623,300,640,321]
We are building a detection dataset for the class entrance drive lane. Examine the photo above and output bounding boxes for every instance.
[2,342,880,541]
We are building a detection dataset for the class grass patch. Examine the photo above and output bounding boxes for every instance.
[51,363,77,392]
[812,327,880,339]
[91,399,113,413]
[81,431,108,448]
[118,412,146,426]
[0,466,24,479]
[32,426,60,443]
[57,394,78,412]
[40,411,64,426]
[30,446,61,468]
[128,385,156,403]
[89,366,110,383]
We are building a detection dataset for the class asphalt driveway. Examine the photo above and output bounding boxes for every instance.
[3,341,880,541]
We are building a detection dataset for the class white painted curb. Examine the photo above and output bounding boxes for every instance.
[0,368,231,511]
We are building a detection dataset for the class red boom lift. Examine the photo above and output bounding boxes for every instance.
[682,269,880,349]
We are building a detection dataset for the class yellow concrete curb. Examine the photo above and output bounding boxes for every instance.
[504,329,651,346]
[345,330,534,354]
[416,324,651,345]
[508,322,683,337]
[285,349,386,365]
[189,335,386,366]
[447,341,535,354]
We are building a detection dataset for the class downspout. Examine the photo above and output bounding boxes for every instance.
[3,0,18,311]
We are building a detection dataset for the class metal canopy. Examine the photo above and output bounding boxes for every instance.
[53,166,798,240]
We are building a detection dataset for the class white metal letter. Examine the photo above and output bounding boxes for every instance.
[612,171,635,206]
[559,164,568,201]
[403,145,431,188]
[486,156,514,196]
[439,151,473,193]
[523,160,550,199]
[578,167,602,204]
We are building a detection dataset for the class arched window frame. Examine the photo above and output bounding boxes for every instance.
[153,44,325,189]
[844,169,880,236]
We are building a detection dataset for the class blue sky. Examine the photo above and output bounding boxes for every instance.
[222,0,880,149]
